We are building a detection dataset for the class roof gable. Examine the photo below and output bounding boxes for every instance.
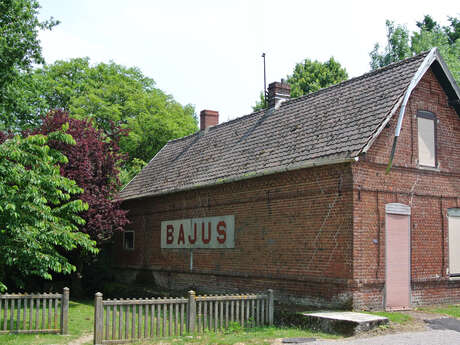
[120,50,459,201]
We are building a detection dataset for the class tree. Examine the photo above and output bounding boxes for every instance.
[444,16,460,44]
[30,110,129,295]
[0,58,198,165]
[32,110,129,243]
[0,128,97,292]
[370,20,412,70]
[0,0,58,124]
[253,57,348,110]
[370,15,460,83]
[287,57,348,98]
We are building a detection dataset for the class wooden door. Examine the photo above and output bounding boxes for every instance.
[385,203,411,310]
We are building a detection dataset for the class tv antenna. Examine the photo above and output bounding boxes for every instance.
[262,53,267,107]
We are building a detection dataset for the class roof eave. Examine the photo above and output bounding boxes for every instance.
[430,49,460,116]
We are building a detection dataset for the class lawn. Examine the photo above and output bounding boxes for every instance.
[133,326,337,345]
[418,304,460,318]
[0,300,339,345]
[363,311,413,324]
[0,300,94,345]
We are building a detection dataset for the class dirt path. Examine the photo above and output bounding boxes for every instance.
[67,333,93,345]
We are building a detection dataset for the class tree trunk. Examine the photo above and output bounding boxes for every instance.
[71,253,84,298]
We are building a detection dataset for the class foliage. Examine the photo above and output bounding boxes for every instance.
[0,128,97,291]
[252,91,267,111]
[370,15,460,83]
[0,0,58,126]
[119,157,146,187]
[31,110,128,243]
[287,57,348,98]
[370,20,412,69]
[0,58,198,164]
[253,57,348,110]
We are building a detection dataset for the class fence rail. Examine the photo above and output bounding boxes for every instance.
[94,289,274,345]
[0,287,69,335]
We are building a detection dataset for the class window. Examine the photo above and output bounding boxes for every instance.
[417,111,437,168]
[448,209,460,277]
[123,231,134,250]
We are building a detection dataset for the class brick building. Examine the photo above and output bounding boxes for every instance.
[115,49,460,310]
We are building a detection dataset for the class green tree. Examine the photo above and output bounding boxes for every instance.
[444,16,460,44]
[0,0,58,124]
[0,128,97,291]
[253,57,348,110]
[0,58,198,165]
[370,20,412,70]
[370,15,460,83]
[287,57,348,98]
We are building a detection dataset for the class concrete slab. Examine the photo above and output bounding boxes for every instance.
[303,311,388,335]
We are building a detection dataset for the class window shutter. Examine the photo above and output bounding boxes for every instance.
[417,116,436,167]
[448,210,460,276]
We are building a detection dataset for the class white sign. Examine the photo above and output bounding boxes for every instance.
[161,215,234,249]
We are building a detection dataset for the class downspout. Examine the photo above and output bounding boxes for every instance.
[386,48,438,173]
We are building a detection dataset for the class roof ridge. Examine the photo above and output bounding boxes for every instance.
[169,50,430,145]
[120,51,431,200]
[283,50,430,107]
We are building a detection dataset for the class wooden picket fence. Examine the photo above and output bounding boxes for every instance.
[94,289,274,345]
[0,287,69,335]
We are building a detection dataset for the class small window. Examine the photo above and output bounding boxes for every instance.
[448,209,460,277]
[417,111,437,168]
[123,231,134,250]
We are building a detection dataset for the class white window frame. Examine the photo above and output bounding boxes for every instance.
[448,209,460,278]
[123,231,135,250]
[416,110,437,168]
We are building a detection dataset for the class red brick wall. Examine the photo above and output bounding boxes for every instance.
[114,67,459,310]
[352,67,460,309]
[115,164,354,307]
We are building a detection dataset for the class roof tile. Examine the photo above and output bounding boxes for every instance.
[120,51,429,200]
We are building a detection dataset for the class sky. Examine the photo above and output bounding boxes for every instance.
[37,0,457,124]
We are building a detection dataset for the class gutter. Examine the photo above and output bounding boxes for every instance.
[120,156,358,202]
[386,48,438,173]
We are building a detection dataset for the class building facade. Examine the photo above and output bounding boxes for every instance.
[114,49,460,310]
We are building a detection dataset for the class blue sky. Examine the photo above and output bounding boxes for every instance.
[38,0,456,123]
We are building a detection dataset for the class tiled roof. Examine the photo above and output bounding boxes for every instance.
[119,51,430,200]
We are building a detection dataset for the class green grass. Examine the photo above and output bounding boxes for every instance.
[0,299,340,345]
[362,311,412,324]
[134,326,338,345]
[0,300,93,345]
[418,305,460,318]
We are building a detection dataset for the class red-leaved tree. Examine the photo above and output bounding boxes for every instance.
[31,110,129,294]
[31,110,129,241]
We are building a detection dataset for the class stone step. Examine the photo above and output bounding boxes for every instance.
[302,311,388,335]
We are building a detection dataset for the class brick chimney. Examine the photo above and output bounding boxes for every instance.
[200,109,219,130]
[267,80,290,108]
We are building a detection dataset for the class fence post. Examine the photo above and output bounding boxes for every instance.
[187,290,196,333]
[94,292,103,345]
[60,287,69,334]
[267,289,274,325]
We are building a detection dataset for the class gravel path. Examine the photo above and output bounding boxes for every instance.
[303,329,460,345]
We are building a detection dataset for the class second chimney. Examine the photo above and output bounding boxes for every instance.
[200,109,219,130]
[268,80,290,108]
